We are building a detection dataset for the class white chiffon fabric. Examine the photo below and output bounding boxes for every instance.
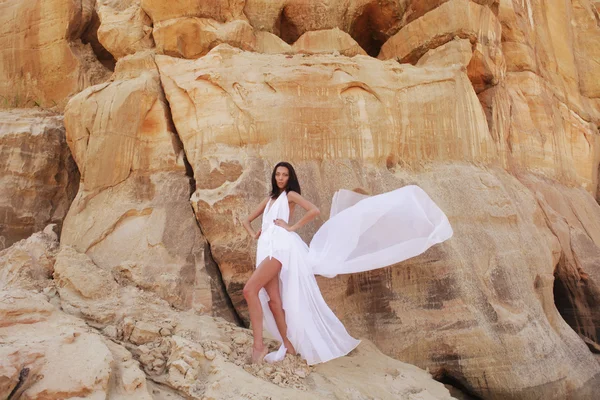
[256,185,453,365]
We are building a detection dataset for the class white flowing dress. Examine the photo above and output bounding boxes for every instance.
[256,185,453,365]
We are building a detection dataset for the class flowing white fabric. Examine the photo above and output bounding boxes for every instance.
[256,185,453,365]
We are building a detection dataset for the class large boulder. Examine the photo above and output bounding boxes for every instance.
[61,52,237,319]
[517,174,600,348]
[0,225,59,292]
[156,45,494,174]
[318,164,600,399]
[379,0,504,94]
[96,0,155,60]
[153,18,257,59]
[0,289,152,399]
[0,110,79,250]
[292,28,368,56]
[478,74,600,193]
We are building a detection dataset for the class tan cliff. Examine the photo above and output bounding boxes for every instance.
[1,0,600,399]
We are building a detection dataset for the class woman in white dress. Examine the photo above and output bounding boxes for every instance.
[242,162,453,365]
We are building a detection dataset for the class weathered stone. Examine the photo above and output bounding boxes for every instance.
[317,164,600,399]
[156,45,494,175]
[103,339,153,398]
[0,225,59,292]
[154,18,257,59]
[61,53,236,319]
[517,174,600,347]
[494,0,600,141]
[379,0,504,94]
[0,289,152,399]
[244,0,406,56]
[478,73,600,193]
[53,246,120,324]
[416,38,473,68]
[255,31,293,54]
[154,44,600,397]
[97,0,155,60]
[0,0,112,109]
[140,0,246,23]
[292,28,367,56]
[130,321,162,345]
[42,247,452,399]
[0,110,79,250]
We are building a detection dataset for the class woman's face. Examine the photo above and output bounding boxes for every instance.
[275,166,290,190]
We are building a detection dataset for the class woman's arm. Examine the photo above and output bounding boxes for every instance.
[243,197,269,239]
[275,191,320,232]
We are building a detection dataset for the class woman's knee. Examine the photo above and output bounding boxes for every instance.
[243,282,258,299]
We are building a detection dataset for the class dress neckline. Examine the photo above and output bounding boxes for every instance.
[265,191,287,215]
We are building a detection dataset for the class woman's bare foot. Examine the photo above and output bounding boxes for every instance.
[251,345,269,364]
[284,340,297,355]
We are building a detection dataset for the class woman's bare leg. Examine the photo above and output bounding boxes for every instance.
[243,257,282,363]
[264,275,297,355]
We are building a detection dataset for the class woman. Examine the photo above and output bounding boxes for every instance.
[243,162,453,365]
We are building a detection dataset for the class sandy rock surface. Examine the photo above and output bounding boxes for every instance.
[1,0,600,398]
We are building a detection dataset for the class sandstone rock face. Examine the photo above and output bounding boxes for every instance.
[292,28,368,56]
[477,0,600,192]
[379,0,502,71]
[141,0,246,24]
[96,0,155,60]
[571,0,600,99]
[479,75,600,192]
[61,53,237,319]
[156,45,496,313]
[1,0,600,399]
[0,110,79,251]
[154,18,257,59]
[243,0,406,56]
[153,20,370,59]
[255,31,293,54]
[180,153,600,398]
[157,45,494,169]
[318,165,600,399]
[518,174,600,348]
[154,44,600,398]
[0,0,112,109]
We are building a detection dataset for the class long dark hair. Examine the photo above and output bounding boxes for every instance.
[270,161,301,198]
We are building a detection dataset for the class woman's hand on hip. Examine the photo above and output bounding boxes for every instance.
[254,229,262,240]
[274,219,293,231]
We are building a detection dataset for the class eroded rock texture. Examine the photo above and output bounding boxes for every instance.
[61,52,237,319]
[0,110,79,251]
[0,0,113,109]
[1,0,600,399]
[0,237,454,399]
[96,0,154,60]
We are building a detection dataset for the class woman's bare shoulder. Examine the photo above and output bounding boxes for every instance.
[287,191,303,202]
